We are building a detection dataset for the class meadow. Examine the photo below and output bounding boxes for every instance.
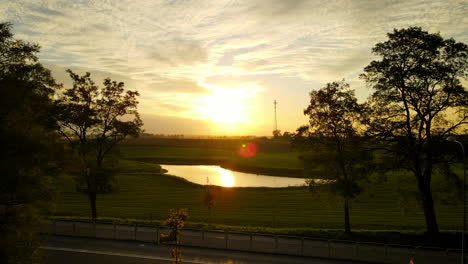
[55,140,463,237]
[118,138,303,176]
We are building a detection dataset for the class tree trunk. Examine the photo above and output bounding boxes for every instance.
[209,209,212,226]
[88,192,97,220]
[412,157,439,235]
[344,198,351,233]
[420,182,439,235]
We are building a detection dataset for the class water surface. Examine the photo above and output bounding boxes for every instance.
[161,165,306,188]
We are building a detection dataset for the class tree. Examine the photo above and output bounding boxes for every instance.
[361,27,468,235]
[203,182,217,225]
[0,22,62,263]
[282,131,293,139]
[55,70,143,219]
[272,129,282,138]
[296,80,371,232]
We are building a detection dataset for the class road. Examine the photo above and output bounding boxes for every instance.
[42,235,374,264]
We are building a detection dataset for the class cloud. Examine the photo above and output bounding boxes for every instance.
[156,102,192,113]
[249,0,324,18]
[2,0,467,135]
[146,37,208,66]
[147,78,209,94]
[44,63,210,118]
[6,0,466,84]
[44,63,140,89]
[141,113,215,135]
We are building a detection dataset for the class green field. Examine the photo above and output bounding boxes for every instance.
[55,144,463,234]
[118,143,303,176]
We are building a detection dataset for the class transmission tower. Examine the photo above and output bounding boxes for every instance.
[273,100,278,131]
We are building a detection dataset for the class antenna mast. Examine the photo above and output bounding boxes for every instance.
[273,100,278,131]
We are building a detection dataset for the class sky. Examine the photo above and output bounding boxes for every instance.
[2,0,467,136]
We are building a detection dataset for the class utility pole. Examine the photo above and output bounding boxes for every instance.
[273,100,278,131]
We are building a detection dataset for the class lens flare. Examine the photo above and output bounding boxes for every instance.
[238,142,257,158]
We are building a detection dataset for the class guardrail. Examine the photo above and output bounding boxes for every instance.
[45,219,461,264]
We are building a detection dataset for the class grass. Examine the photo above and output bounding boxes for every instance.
[118,144,303,177]
[54,143,465,247]
[55,159,462,228]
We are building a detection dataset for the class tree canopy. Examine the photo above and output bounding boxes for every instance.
[0,22,62,264]
[55,69,143,219]
[296,80,371,232]
[361,27,468,235]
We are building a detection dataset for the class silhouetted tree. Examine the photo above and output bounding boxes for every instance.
[55,70,143,219]
[272,129,282,138]
[0,22,62,263]
[282,131,293,139]
[361,27,468,235]
[296,80,371,233]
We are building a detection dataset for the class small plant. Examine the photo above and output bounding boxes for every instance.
[170,247,183,264]
[203,181,217,225]
[159,208,188,244]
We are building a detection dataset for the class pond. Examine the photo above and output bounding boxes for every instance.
[161,165,306,188]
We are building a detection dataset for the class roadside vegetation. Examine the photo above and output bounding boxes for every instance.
[50,215,463,248]
[0,22,62,264]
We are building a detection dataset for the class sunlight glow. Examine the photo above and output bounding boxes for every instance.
[199,86,248,124]
[196,82,262,131]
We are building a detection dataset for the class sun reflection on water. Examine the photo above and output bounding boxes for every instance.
[215,167,235,187]
[162,165,306,187]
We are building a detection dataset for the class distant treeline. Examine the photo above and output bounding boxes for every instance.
[139,132,269,140]
[123,134,293,152]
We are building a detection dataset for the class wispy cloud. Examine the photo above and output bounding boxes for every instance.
[2,0,467,135]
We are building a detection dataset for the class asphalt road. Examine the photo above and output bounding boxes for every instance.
[42,235,374,264]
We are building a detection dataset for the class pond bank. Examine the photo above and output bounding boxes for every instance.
[160,164,306,187]
[129,157,304,178]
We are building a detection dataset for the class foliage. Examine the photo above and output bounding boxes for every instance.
[282,131,293,139]
[295,80,371,232]
[163,208,189,232]
[161,208,188,244]
[272,130,294,140]
[272,129,281,138]
[170,248,183,264]
[361,27,468,235]
[55,69,143,218]
[0,22,62,263]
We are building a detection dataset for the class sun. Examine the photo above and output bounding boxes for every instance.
[197,84,252,125]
